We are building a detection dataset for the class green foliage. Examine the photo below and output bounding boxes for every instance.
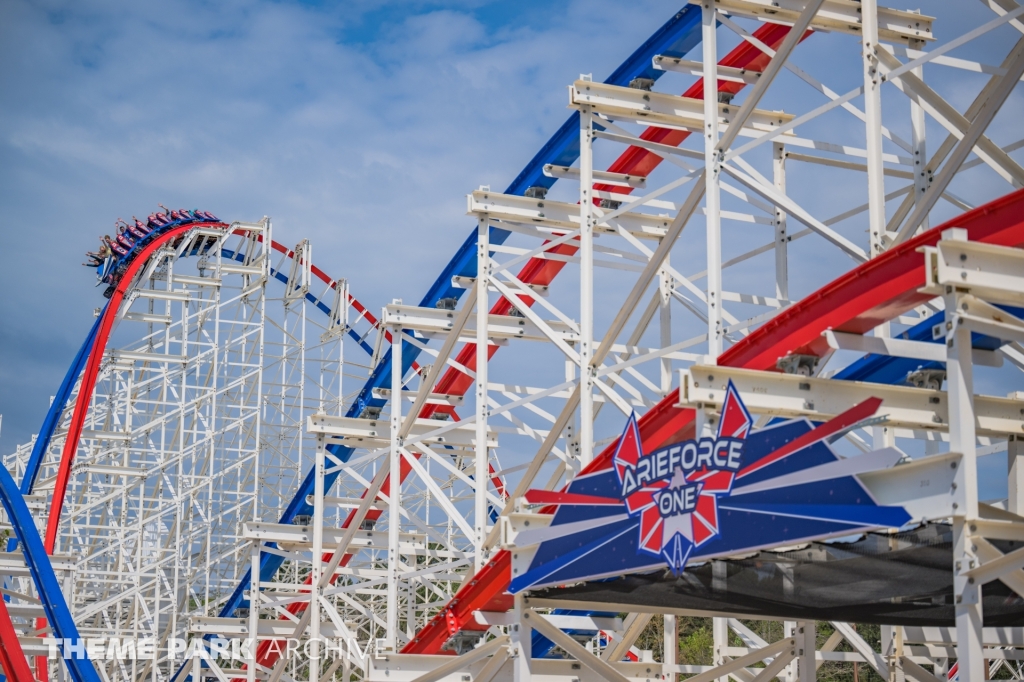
[629,616,977,681]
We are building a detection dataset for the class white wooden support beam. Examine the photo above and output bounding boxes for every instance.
[383,304,579,344]
[830,622,888,677]
[247,542,258,682]
[171,274,221,288]
[902,625,1024,646]
[475,647,510,682]
[877,47,1024,188]
[824,330,1002,367]
[898,656,944,682]
[467,189,672,240]
[664,614,677,679]
[405,636,510,682]
[941,235,986,680]
[129,289,189,302]
[308,414,497,450]
[676,636,796,682]
[772,143,789,301]
[715,0,825,155]
[285,239,311,302]
[219,262,264,277]
[189,616,348,638]
[512,594,531,682]
[973,536,1024,597]
[243,522,425,552]
[373,388,464,407]
[950,296,1024,347]
[961,540,1024,585]
[399,287,476,439]
[473,611,621,630]
[451,274,549,297]
[863,0,888,257]
[543,164,647,189]
[703,1,724,362]
[678,364,1024,436]
[921,238,1024,308]
[524,610,632,682]
[750,650,797,681]
[387,315,403,650]
[593,174,706,370]
[721,160,868,261]
[568,80,795,138]
[1010,435,1024,515]
[697,0,934,42]
[310,432,326,658]
[970,518,1024,543]
[653,55,760,83]
[580,103,596,466]
[475,215,490,572]
[895,35,1024,243]
[601,613,652,662]
[121,311,173,324]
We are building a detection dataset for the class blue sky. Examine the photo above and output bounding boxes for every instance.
[1,0,1023,504]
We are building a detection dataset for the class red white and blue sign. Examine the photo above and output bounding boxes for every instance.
[509,382,913,593]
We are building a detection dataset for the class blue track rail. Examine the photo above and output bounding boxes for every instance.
[20,314,104,497]
[0,467,100,682]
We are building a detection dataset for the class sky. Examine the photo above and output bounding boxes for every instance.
[1,0,1023,491]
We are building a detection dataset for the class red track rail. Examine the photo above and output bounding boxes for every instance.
[47,224,200,553]
[0,593,33,681]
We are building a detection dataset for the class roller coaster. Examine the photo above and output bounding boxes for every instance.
[5,2,1024,680]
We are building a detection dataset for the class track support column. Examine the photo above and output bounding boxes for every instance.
[475,216,490,571]
[309,432,326,672]
[248,542,259,682]
[797,621,815,682]
[663,614,677,682]
[511,594,532,682]
[702,1,723,360]
[773,142,789,301]
[660,257,673,396]
[387,313,403,651]
[909,37,929,233]
[579,101,595,465]
[862,0,887,258]
[712,616,728,682]
[943,228,983,680]
[1009,435,1024,515]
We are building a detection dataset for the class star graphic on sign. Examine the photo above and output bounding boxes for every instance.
[613,381,753,573]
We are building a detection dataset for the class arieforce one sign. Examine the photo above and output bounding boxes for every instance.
[612,381,751,572]
[509,382,912,593]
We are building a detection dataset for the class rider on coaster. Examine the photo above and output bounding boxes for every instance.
[121,218,147,240]
[88,207,219,270]
[105,235,128,257]
[115,225,134,250]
